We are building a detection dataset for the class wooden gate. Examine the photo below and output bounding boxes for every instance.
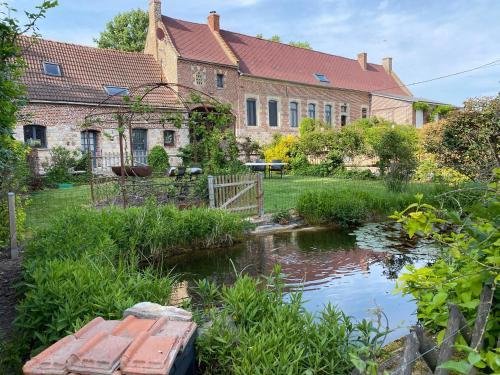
[208,174,264,216]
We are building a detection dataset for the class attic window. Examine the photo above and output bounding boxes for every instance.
[314,73,329,83]
[43,62,62,76]
[104,85,129,96]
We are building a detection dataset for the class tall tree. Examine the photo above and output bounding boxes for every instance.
[0,0,57,173]
[94,9,148,52]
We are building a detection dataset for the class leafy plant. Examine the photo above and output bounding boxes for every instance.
[148,145,170,172]
[42,146,82,186]
[196,267,360,374]
[271,209,292,224]
[393,170,500,373]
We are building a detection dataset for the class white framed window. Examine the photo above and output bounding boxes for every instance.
[324,102,334,126]
[216,73,224,89]
[245,95,260,127]
[307,102,317,119]
[289,100,300,128]
[195,71,204,86]
[267,96,281,128]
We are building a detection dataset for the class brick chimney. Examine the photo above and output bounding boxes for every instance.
[149,0,162,24]
[357,52,367,70]
[208,11,220,32]
[382,57,392,74]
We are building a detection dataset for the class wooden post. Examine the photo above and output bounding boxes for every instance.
[87,150,95,205]
[392,331,420,375]
[256,173,264,217]
[119,131,127,208]
[8,192,18,258]
[414,326,438,372]
[435,303,462,375]
[208,175,215,208]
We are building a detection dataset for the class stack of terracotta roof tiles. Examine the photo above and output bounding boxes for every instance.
[23,314,197,375]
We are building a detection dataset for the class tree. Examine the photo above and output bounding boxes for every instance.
[256,34,312,49]
[94,9,148,52]
[289,41,311,49]
[0,0,57,189]
[422,96,500,181]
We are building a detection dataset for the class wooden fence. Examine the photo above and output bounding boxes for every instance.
[208,173,264,217]
[373,281,495,375]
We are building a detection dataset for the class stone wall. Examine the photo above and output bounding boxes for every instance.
[16,102,189,168]
[371,95,414,125]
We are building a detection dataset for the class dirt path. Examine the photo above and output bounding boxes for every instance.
[0,249,22,339]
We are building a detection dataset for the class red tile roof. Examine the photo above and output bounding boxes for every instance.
[162,16,234,66]
[23,316,197,375]
[221,30,408,95]
[163,16,408,96]
[18,36,178,106]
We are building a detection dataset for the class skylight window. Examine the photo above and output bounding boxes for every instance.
[314,73,330,83]
[104,85,129,96]
[43,62,62,77]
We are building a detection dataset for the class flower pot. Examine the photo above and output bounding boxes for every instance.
[111,166,153,177]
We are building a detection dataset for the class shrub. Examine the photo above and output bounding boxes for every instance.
[298,118,325,136]
[197,269,358,375]
[16,260,175,354]
[43,146,82,186]
[262,134,298,163]
[148,145,170,172]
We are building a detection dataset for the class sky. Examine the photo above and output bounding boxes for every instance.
[9,0,500,105]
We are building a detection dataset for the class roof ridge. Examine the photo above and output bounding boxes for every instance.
[162,15,384,68]
[19,35,154,58]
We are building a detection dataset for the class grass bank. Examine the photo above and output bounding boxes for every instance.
[2,204,246,374]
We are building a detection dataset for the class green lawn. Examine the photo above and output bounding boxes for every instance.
[26,185,92,231]
[25,176,445,231]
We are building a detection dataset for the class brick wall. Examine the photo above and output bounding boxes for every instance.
[16,103,189,166]
[175,60,371,145]
[236,76,370,143]
[371,95,414,125]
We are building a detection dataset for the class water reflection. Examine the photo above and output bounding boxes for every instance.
[169,224,437,341]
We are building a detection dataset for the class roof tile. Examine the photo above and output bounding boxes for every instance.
[162,16,234,66]
[18,36,178,105]
[120,332,181,375]
[68,332,132,375]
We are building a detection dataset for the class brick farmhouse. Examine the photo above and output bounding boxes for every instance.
[15,0,443,167]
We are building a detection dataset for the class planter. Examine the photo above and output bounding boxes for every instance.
[111,166,153,177]
[57,183,74,189]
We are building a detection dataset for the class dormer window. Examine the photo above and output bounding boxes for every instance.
[104,85,129,96]
[43,62,62,76]
[314,73,329,83]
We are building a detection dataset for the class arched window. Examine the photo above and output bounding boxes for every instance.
[23,125,47,148]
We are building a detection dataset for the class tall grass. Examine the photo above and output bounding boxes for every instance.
[296,182,465,226]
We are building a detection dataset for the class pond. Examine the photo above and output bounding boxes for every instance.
[169,223,438,342]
